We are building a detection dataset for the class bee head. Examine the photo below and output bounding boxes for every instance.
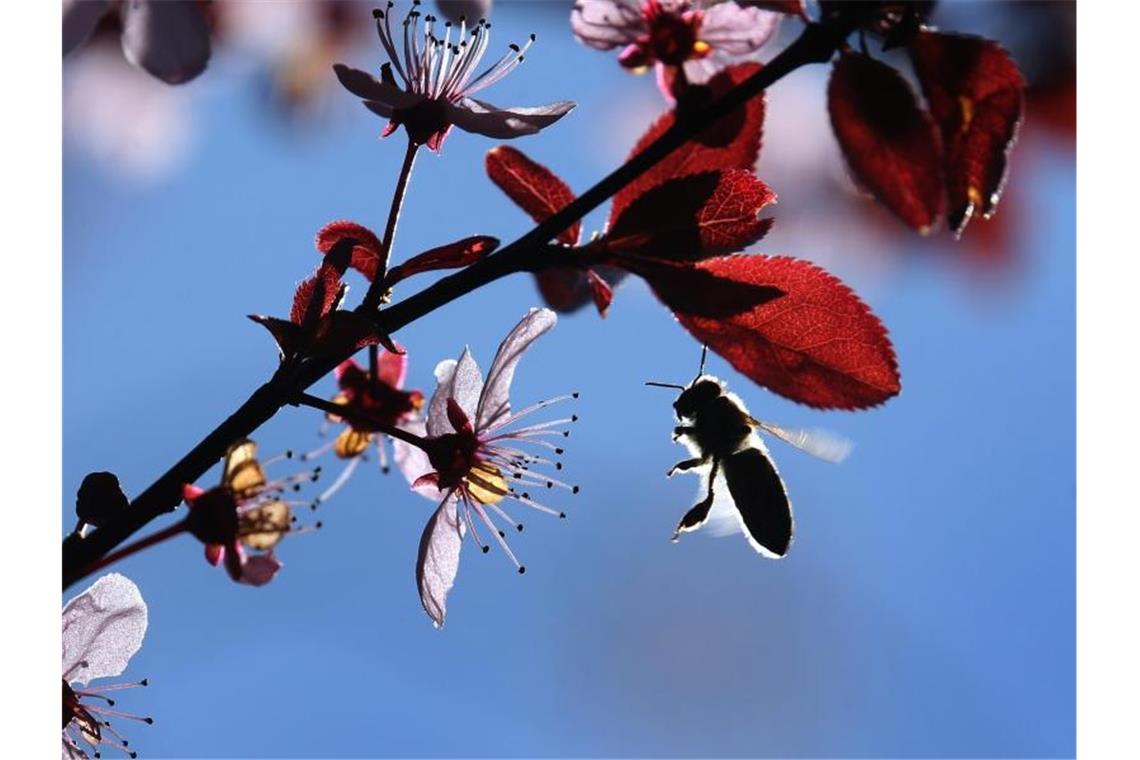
[673,377,723,419]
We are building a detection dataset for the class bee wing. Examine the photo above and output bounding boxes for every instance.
[747,418,853,463]
[722,447,794,559]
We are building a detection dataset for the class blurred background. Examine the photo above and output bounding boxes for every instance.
[63,1,1075,757]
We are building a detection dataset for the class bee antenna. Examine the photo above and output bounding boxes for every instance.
[695,344,708,380]
[645,381,685,390]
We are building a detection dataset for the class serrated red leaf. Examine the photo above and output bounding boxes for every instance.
[664,255,900,410]
[910,30,1025,236]
[630,255,783,319]
[611,63,766,225]
[606,169,775,260]
[486,146,581,246]
[290,263,343,327]
[316,220,385,281]
[248,314,301,358]
[828,52,945,234]
[385,235,499,286]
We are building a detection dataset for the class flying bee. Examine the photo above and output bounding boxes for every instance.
[648,348,851,558]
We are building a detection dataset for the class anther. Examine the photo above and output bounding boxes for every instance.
[559,512,566,519]
[498,530,506,538]
[285,450,294,458]
[572,485,580,494]
[372,8,383,18]
[516,523,524,532]
[509,43,520,52]
[315,521,324,529]
[143,718,154,725]
[293,483,302,492]
[571,415,579,422]
[518,566,526,575]
[529,33,537,41]
[481,545,490,554]
[572,392,580,399]
[562,431,570,437]
[555,462,563,470]
[140,679,149,687]
[555,448,564,455]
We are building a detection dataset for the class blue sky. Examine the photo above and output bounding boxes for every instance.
[64,3,1074,757]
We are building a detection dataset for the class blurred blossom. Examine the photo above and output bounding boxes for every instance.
[64,44,196,182]
[571,0,779,100]
[62,573,151,759]
[63,0,211,85]
[333,2,575,151]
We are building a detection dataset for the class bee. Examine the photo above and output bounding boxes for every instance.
[648,348,851,558]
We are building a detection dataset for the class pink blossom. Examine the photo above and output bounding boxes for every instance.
[571,0,779,100]
[395,308,578,627]
[334,1,575,151]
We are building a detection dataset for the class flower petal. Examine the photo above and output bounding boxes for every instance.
[447,98,576,139]
[332,63,420,109]
[476,308,557,429]
[570,0,646,50]
[416,496,464,628]
[120,0,211,85]
[62,573,147,684]
[377,348,408,388]
[394,419,442,500]
[427,359,459,437]
[63,0,110,57]
[697,2,780,55]
[240,552,283,586]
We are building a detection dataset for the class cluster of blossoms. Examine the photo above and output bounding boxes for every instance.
[62,574,150,759]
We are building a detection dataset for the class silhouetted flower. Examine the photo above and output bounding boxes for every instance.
[182,439,321,586]
[396,308,578,627]
[333,0,575,151]
[571,0,778,99]
[62,573,151,759]
[302,350,425,504]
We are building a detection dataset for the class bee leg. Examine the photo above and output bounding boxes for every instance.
[672,458,720,542]
[672,425,696,442]
[667,456,707,478]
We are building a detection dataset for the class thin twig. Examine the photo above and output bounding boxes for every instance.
[362,139,419,310]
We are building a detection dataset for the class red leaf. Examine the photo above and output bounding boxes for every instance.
[586,270,614,317]
[910,30,1025,236]
[828,52,945,234]
[628,255,783,320]
[533,265,627,314]
[316,220,384,281]
[665,255,900,410]
[485,146,581,246]
[611,63,767,225]
[606,169,775,260]
[248,314,300,358]
[386,235,499,286]
[290,263,343,326]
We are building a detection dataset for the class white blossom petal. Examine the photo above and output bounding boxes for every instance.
[571,0,646,50]
[450,348,485,425]
[120,0,211,85]
[63,0,111,57]
[427,358,459,437]
[62,574,147,685]
[333,63,422,110]
[393,419,443,501]
[696,2,780,55]
[416,496,464,628]
[476,308,557,429]
[448,98,576,139]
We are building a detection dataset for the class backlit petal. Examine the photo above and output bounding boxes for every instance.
[476,308,557,429]
[120,0,211,85]
[416,496,464,628]
[571,0,646,50]
[447,98,576,139]
[62,574,147,684]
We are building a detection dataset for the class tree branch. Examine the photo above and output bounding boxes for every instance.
[62,19,860,590]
